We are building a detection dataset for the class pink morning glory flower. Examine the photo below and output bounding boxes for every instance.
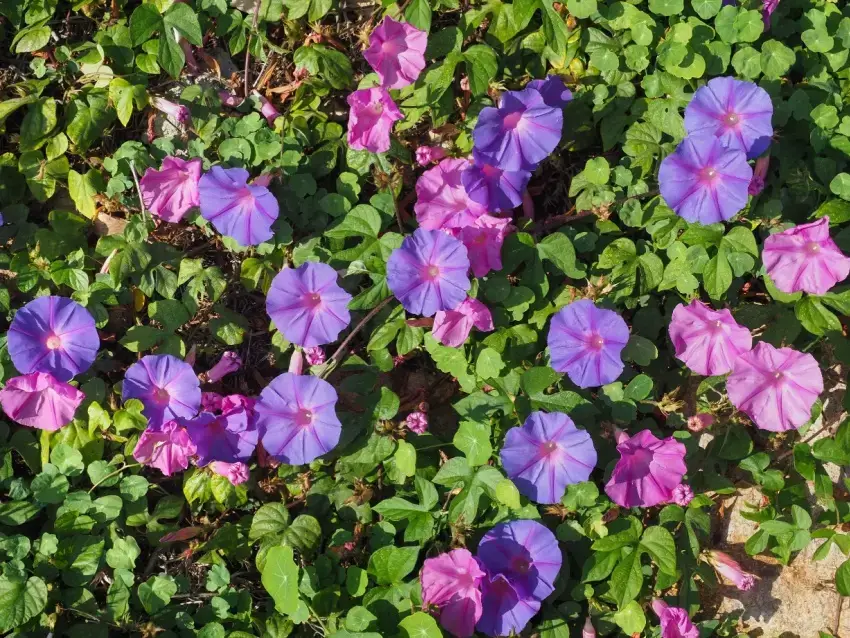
[415,145,447,166]
[432,296,494,347]
[387,228,471,317]
[255,373,342,465]
[763,0,779,27]
[421,548,486,638]
[123,354,202,429]
[183,407,258,466]
[140,157,202,223]
[255,92,282,126]
[405,410,428,434]
[415,158,487,230]
[266,262,353,348]
[726,341,823,432]
[8,296,99,382]
[201,392,224,413]
[473,87,563,171]
[651,599,700,638]
[582,618,596,638]
[150,97,191,126]
[199,166,280,247]
[203,351,242,384]
[705,550,756,591]
[459,214,514,278]
[604,429,688,508]
[363,16,427,90]
[304,346,326,366]
[672,484,694,506]
[547,300,629,388]
[133,420,197,476]
[0,372,84,431]
[659,135,752,224]
[685,77,773,159]
[500,411,597,504]
[762,217,850,295]
[527,75,573,108]
[668,300,753,376]
[210,461,250,485]
[346,87,403,154]
[462,150,531,212]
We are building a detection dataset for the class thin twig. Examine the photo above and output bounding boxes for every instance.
[244,1,261,97]
[321,296,393,378]
[776,419,836,461]
[129,160,147,222]
[88,462,141,493]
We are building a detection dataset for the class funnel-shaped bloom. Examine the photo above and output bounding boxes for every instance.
[500,411,597,504]
[651,599,700,638]
[123,354,201,429]
[199,166,280,247]
[762,217,850,295]
[527,75,573,108]
[133,420,197,476]
[256,373,342,465]
[363,16,427,89]
[685,77,773,159]
[140,157,202,223]
[421,549,486,638]
[705,550,756,591]
[266,262,352,347]
[605,430,687,508]
[547,300,629,388]
[204,351,242,384]
[432,297,494,347]
[8,296,99,382]
[668,300,752,376]
[347,87,403,154]
[726,341,822,432]
[459,214,514,278]
[462,150,531,212]
[0,372,84,431]
[473,88,563,171]
[150,97,191,126]
[387,229,471,317]
[183,408,258,465]
[415,158,487,230]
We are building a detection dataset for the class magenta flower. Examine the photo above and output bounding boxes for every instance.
[500,411,597,504]
[462,150,531,212]
[582,618,596,638]
[133,420,197,477]
[405,410,428,434]
[762,217,850,295]
[705,550,756,591]
[183,408,258,465]
[123,354,202,429]
[346,87,403,154]
[140,157,202,223]
[459,214,514,278]
[421,548,486,638]
[605,429,687,508]
[651,599,700,638]
[211,461,250,485]
[547,300,629,388]
[527,75,573,108]
[150,97,191,126]
[255,92,282,126]
[201,392,224,413]
[363,16,427,89]
[476,519,562,637]
[727,341,822,432]
[432,297,494,347]
[415,145,447,166]
[673,484,694,506]
[0,372,84,431]
[256,373,342,465]
[199,166,280,247]
[414,158,487,230]
[687,413,714,432]
[473,87,563,171]
[659,135,752,224]
[763,0,779,27]
[204,351,242,384]
[668,300,752,376]
[685,77,773,159]
[387,229,471,317]
[266,262,352,347]
[221,394,255,414]
[749,155,769,196]
[304,346,326,366]
[8,296,99,382]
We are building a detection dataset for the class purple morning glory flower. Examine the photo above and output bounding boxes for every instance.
[685,77,773,159]
[123,354,202,429]
[182,406,258,465]
[659,135,752,224]
[266,262,353,347]
[255,372,342,465]
[476,519,562,636]
[461,150,531,212]
[527,75,573,108]
[387,228,471,317]
[473,87,563,171]
[8,296,99,382]
[199,166,280,247]
[547,299,629,388]
[500,411,597,504]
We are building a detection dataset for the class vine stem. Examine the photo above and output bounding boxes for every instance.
[244,0,261,97]
[88,462,141,493]
[129,159,147,222]
[321,296,393,379]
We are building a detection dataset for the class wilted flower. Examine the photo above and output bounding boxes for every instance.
[500,411,597,504]
[123,354,202,429]
[8,296,99,382]
[363,16,427,89]
[547,300,629,388]
[415,158,487,230]
[459,214,514,278]
[726,341,822,432]
[256,373,342,465]
[748,155,769,195]
[605,429,687,508]
[421,548,486,638]
[183,408,258,465]
[0,372,84,431]
[133,420,197,476]
[201,392,225,413]
[387,228,471,317]
[651,599,700,638]
[304,346,326,366]
[346,87,403,154]
[527,75,573,108]
[204,351,242,384]
[210,461,250,485]
[266,262,352,347]
[255,92,282,126]
[140,157,202,223]
[461,150,531,212]
[687,413,715,432]
[432,297,494,348]
[218,90,242,107]
[659,135,752,224]
[673,484,694,506]
[705,550,756,591]
[415,145,447,166]
[199,166,280,247]
[150,97,191,126]
[668,300,752,376]
[685,76,774,159]
[405,410,428,434]
[762,217,850,295]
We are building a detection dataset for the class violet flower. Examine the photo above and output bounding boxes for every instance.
[140,157,202,223]
[405,411,428,434]
[199,166,280,247]
[415,158,487,230]
[183,407,258,466]
[748,155,769,195]
[122,354,202,429]
[204,351,242,384]
[0,372,84,431]
[462,150,531,213]
[527,75,573,108]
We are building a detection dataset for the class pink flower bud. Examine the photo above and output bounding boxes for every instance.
[99,248,118,274]
[150,97,191,126]
[706,550,756,591]
[405,411,428,434]
[218,90,242,107]
[748,155,770,196]
[254,91,282,126]
[289,349,304,375]
[687,413,714,432]
[210,461,250,485]
[672,483,694,506]
[205,351,242,383]
[460,76,470,91]
[304,346,326,366]
[581,617,596,638]
[415,145,447,167]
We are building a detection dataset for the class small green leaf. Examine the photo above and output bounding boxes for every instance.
[367,545,419,585]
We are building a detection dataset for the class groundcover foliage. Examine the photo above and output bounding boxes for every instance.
[2,0,850,636]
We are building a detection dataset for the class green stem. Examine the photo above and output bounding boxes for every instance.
[88,462,141,493]
[302,595,328,634]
